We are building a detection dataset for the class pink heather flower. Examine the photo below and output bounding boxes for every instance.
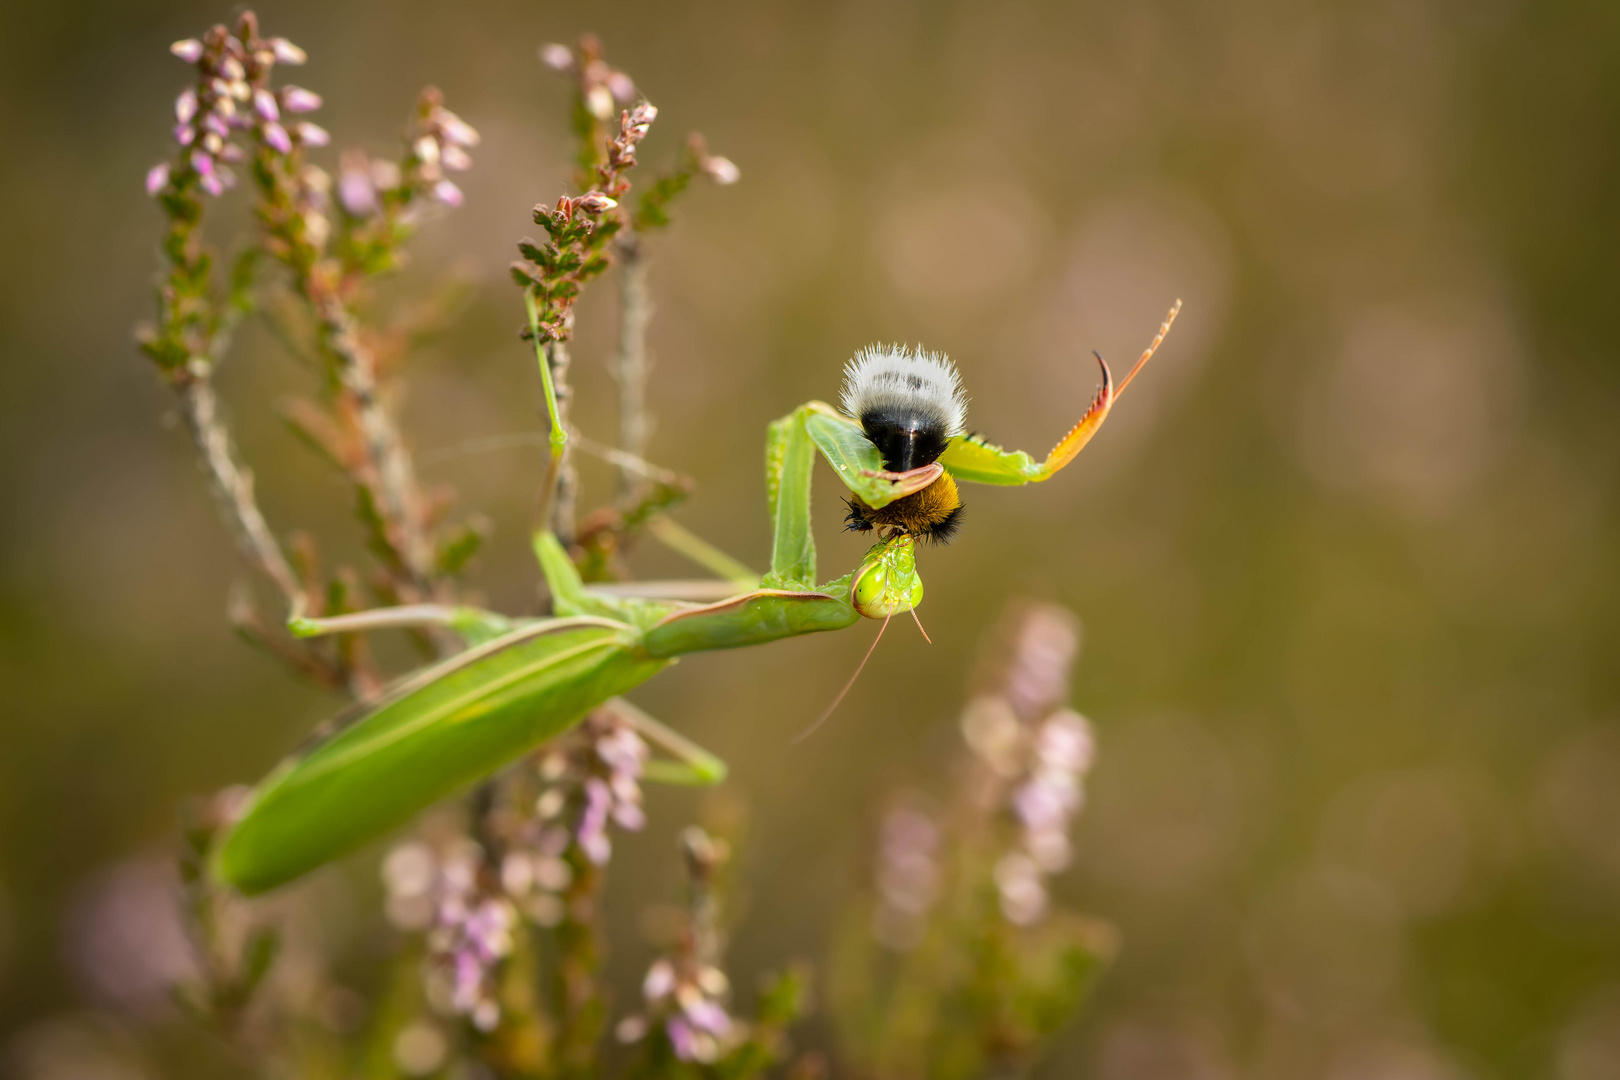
[585,85,614,120]
[200,172,225,197]
[643,959,676,1001]
[175,89,198,124]
[173,123,195,146]
[170,39,204,63]
[261,122,292,154]
[1011,778,1072,833]
[252,88,279,121]
[574,191,617,214]
[436,111,479,147]
[219,56,245,81]
[281,86,322,113]
[702,156,741,185]
[431,179,463,207]
[200,131,223,155]
[294,122,330,147]
[539,43,574,71]
[1037,711,1094,773]
[267,38,307,64]
[369,158,401,191]
[607,71,636,102]
[685,998,732,1037]
[337,167,378,216]
[192,151,215,178]
[441,144,471,171]
[200,112,229,138]
[145,163,170,196]
[611,801,646,831]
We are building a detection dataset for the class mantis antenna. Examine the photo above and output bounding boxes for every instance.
[793,611,893,743]
[908,604,932,644]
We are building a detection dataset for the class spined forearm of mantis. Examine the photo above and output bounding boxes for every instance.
[213,302,1181,894]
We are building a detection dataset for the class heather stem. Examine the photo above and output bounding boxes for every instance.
[553,847,606,1075]
[610,236,654,507]
[314,289,438,593]
[176,373,305,612]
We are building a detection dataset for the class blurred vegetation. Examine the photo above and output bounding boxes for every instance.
[1,0,1618,1077]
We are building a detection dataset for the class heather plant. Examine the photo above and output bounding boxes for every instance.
[127,13,1135,1078]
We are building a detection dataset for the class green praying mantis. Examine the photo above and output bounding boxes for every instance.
[213,301,1181,894]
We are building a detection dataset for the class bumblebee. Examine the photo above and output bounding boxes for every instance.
[839,344,968,543]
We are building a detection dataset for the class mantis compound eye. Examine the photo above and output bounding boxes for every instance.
[851,534,924,619]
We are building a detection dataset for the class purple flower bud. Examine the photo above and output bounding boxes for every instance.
[253,88,279,122]
[200,172,225,197]
[192,151,215,178]
[539,43,574,71]
[200,131,223,155]
[201,112,230,138]
[175,89,198,124]
[268,38,307,64]
[145,163,170,196]
[281,86,322,113]
[295,122,330,147]
[170,39,204,63]
[219,143,245,163]
[607,71,636,102]
[173,123,195,146]
[220,56,245,82]
[431,179,463,207]
[262,122,292,154]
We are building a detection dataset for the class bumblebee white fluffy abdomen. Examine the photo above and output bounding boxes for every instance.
[839,344,968,438]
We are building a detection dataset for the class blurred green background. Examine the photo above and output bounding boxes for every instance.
[2,0,1618,1076]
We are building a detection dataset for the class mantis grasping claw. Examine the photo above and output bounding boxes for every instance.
[214,301,1181,894]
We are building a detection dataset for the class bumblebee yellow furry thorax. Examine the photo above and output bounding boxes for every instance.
[844,471,964,543]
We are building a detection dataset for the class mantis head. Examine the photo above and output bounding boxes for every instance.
[851,533,923,619]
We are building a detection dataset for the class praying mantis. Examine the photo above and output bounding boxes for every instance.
[213,302,1181,894]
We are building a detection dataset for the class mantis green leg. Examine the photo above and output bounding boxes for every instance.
[599,697,727,786]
